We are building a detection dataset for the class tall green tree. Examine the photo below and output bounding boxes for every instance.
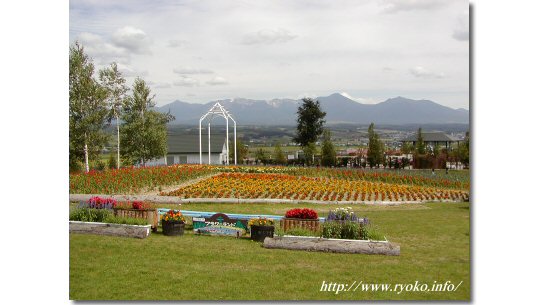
[99,62,128,169]
[367,123,386,168]
[321,129,337,167]
[455,131,470,167]
[274,142,287,165]
[416,127,426,154]
[255,148,268,164]
[230,138,249,164]
[401,142,414,154]
[69,42,109,172]
[120,78,174,166]
[294,97,326,165]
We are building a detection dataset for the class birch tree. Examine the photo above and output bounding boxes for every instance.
[99,62,128,169]
[121,78,174,166]
[69,42,108,172]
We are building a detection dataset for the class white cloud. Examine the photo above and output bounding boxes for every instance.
[453,10,469,41]
[111,26,152,54]
[167,39,187,48]
[409,66,446,79]
[379,0,448,13]
[76,32,129,64]
[173,66,214,75]
[116,63,148,78]
[147,81,172,89]
[173,76,199,87]
[241,28,297,45]
[70,0,469,109]
[206,76,229,85]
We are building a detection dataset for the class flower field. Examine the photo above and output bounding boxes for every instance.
[69,165,214,194]
[163,173,469,202]
[70,164,469,202]
[211,166,469,190]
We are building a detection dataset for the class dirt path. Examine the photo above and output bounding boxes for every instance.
[136,173,220,196]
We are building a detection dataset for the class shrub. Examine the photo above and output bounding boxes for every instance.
[108,154,117,170]
[284,208,318,220]
[69,208,149,225]
[69,207,112,223]
[321,221,343,239]
[364,225,385,241]
[322,221,367,240]
[94,160,107,171]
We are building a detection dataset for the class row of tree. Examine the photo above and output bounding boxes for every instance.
[69,42,173,172]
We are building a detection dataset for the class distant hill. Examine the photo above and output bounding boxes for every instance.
[156,93,469,125]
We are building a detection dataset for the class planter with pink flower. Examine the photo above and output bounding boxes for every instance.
[113,201,158,232]
[280,208,320,232]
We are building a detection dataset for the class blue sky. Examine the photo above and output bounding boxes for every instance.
[70,0,469,109]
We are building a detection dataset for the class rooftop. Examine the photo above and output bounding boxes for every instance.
[167,134,227,154]
[401,132,460,142]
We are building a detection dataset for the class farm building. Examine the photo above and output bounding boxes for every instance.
[401,132,461,149]
[145,134,228,166]
[167,134,228,165]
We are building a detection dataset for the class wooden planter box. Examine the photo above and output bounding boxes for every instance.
[250,225,274,242]
[162,220,185,236]
[114,208,158,232]
[69,221,151,239]
[280,218,320,232]
[264,236,399,256]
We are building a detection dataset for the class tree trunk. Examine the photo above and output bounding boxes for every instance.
[116,114,120,169]
[84,134,89,173]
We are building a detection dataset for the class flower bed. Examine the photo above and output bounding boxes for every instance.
[163,173,469,202]
[69,164,215,194]
[114,201,158,232]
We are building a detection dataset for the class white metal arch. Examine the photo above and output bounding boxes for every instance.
[199,102,237,165]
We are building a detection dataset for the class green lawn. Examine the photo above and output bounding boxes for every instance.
[69,202,470,300]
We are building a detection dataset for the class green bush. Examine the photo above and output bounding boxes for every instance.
[364,225,385,241]
[321,221,370,240]
[94,160,107,171]
[69,207,149,225]
[69,207,112,222]
[321,221,343,239]
[108,154,117,170]
[69,159,84,173]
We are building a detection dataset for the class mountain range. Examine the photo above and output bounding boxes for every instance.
[156,93,469,125]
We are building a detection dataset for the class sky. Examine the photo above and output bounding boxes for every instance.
[69,0,469,109]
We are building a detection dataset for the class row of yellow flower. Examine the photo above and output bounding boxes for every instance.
[163,173,469,202]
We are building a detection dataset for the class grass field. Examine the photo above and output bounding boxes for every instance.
[69,202,470,300]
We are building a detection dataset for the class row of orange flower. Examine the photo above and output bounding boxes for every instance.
[69,165,214,194]
[163,173,469,202]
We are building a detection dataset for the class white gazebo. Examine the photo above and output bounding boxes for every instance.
[199,102,237,165]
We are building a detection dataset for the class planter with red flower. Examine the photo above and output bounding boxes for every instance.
[281,208,320,232]
[113,201,159,232]
[249,217,275,242]
[161,210,186,236]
